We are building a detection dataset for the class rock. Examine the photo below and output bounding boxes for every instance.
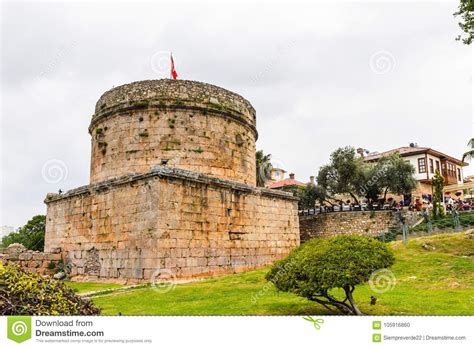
[5,243,27,255]
[464,229,474,239]
[448,281,460,288]
[18,252,33,261]
[422,243,435,251]
[53,271,66,280]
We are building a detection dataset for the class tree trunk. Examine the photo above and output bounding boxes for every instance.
[383,187,389,203]
[349,192,360,205]
[344,285,363,315]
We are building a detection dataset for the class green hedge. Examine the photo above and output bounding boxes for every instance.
[411,212,474,232]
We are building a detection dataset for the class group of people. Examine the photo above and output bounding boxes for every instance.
[312,193,474,214]
[334,195,474,213]
[409,195,473,212]
[445,197,473,212]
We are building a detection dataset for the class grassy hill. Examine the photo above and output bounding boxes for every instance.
[70,231,474,315]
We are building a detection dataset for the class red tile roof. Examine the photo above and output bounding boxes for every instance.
[364,146,466,166]
[268,178,306,189]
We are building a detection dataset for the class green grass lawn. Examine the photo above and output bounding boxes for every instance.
[73,232,474,315]
[65,281,123,294]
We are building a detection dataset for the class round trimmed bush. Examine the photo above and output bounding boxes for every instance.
[266,235,395,315]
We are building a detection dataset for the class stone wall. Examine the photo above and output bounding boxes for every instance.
[0,243,62,276]
[299,211,396,241]
[45,166,299,283]
[89,80,257,186]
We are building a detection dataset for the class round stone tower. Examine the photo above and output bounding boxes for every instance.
[89,80,257,185]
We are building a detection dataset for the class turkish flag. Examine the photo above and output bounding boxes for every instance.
[171,54,178,80]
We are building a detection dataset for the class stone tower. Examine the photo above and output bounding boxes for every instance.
[44,80,299,282]
[89,80,257,185]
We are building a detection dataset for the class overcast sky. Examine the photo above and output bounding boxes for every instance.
[1,1,472,228]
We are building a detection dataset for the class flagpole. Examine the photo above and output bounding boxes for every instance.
[170,52,172,79]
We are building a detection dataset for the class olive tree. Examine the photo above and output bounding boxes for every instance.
[316,147,366,204]
[266,235,395,315]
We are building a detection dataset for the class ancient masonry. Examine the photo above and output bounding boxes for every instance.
[0,244,62,276]
[299,210,420,241]
[43,80,300,283]
[299,211,395,241]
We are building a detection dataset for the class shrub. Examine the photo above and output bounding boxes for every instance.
[47,261,57,270]
[266,235,395,315]
[410,211,474,232]
[375,228,399,242]
[0,263,100,315]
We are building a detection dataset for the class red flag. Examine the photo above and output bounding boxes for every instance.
[171,54,178,80]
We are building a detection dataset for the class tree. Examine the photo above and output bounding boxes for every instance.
[266,235,395,315]
[462,138,474,162]
[298,183,326,210]
[316,147,366,204]
[373,153,417,202]
[255,150,273,187]
[432,170,445,219]
[454,0,474,45]
[318,148,417,206]
[1,215,46,251]
[359,164,383,205]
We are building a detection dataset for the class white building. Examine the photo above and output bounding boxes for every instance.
[363,144,467,199]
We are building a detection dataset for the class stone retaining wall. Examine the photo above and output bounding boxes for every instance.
[299,211,397,241]
[0,243,62,276]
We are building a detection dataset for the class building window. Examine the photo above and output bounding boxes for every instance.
[458,168,461,181]
[435,160,440,172]
[418,158,426,173]
[429,159,434,173]
[447,163,456,178]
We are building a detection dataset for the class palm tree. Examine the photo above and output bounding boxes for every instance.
[256,150,273,187]
[462,138,474,162]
